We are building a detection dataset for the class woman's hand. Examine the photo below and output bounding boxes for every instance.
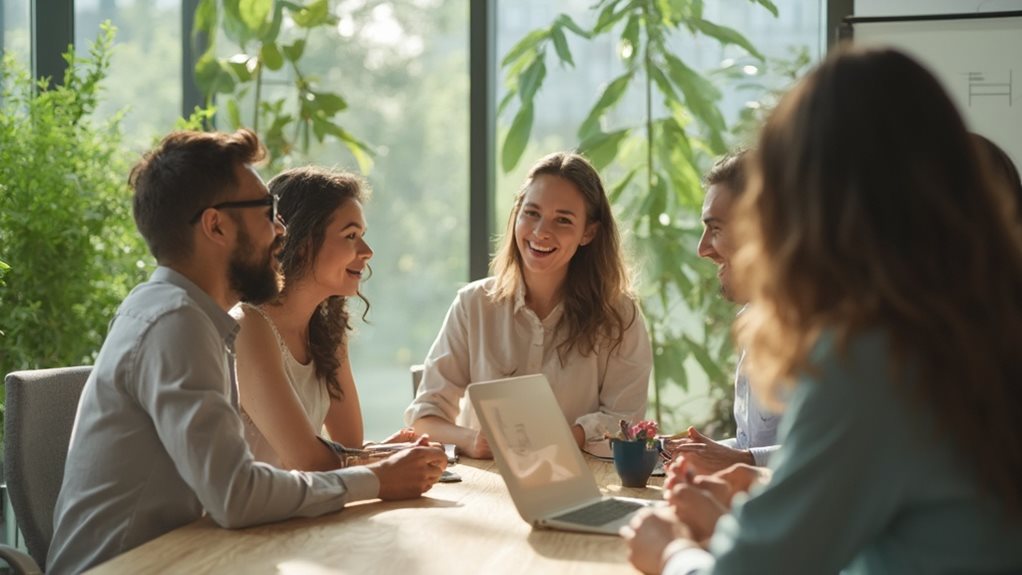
[667,483,729,543]
[378,427,419,445]
[621,507,697,574]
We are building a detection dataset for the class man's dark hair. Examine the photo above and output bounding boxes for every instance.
[129,129,265,262]
[704,148,750,197]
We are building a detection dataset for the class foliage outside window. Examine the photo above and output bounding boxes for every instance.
[192,0,472,439]
[0,24,151,440]
[192,0,373,173]
[498,0,781,434]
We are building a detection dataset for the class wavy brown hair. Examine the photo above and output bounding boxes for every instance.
[490,151,636,359]
[733,47,1022,514]
[267,167,371,400]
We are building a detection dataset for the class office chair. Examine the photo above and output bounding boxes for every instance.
[3,366,91,572]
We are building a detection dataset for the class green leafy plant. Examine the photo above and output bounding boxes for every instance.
[192,0,373,172]
[499,0,780,433]
[0,23,152,440]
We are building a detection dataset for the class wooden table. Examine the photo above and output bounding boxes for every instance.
[87,457,664,574]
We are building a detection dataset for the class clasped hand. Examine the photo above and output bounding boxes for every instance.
[620,456,771,574]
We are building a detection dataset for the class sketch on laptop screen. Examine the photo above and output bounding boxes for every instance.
[478,398,582,487]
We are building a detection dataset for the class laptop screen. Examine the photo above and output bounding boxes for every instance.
[477,396,583,487]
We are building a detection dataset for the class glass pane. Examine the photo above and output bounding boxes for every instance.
[75,0,182,149]
[2,0,31,68]
[332,0,469,441]
[211,0,470,441]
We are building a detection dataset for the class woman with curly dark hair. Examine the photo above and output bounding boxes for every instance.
[234,167,416,471]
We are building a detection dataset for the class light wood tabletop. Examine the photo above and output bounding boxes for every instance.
[87,456,664,575]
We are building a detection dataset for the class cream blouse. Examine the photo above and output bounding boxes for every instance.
[404,277,653,456]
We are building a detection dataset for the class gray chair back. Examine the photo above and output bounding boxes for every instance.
[410,364,424,397]
[3,366,90,568]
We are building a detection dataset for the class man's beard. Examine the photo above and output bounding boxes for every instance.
[228,226,283,305]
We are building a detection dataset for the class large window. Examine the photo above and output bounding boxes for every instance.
[14,0,823,439]
[324,0,470,439]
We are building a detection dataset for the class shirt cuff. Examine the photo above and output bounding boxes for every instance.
[575,414,613,458]
[403,399,454,426]
[662,543,715,575]
[749,444,780,466]
[335,466,380,502]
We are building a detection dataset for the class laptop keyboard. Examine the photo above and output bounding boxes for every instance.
[551,498,646,527]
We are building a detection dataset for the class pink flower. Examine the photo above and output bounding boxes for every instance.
[630,420,658,442]
[613,419,659,445]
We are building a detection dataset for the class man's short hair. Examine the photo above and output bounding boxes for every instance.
[129,129,266,262]
[703,148,749,198]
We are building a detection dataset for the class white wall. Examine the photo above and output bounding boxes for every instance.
[855,0,1022,17]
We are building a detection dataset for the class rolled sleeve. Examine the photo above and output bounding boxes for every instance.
[749,445,779,467]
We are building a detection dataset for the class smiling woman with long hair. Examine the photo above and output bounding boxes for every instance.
[624,47,1022,574]
[404,152,652,458]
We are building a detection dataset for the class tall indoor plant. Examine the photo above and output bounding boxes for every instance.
[0,24,151,440]
[499,0,779,431]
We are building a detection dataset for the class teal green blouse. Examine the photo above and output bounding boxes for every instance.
[669,331,1022,574]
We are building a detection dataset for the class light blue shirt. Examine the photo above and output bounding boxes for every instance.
[666,331,1022,574]
[722,350,781,466]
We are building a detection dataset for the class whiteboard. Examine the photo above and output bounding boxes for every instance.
[847,13,1022,168]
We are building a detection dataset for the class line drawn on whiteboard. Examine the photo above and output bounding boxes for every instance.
[964,70,1013,107]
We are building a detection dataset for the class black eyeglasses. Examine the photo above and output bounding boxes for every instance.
[190,195,279,225]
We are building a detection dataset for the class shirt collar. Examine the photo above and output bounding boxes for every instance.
[151,266,240,347]
[512,280,565,324]
[512,281,528,314]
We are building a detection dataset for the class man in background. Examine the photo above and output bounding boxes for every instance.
[666,149,780,473]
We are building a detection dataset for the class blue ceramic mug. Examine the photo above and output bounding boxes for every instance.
[610,438,659,487]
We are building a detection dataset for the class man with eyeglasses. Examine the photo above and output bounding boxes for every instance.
[48,129,447,575]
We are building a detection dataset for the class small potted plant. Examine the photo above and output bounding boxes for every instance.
[607,419,661,487]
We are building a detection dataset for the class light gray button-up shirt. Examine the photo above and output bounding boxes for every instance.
[48,267,379,575]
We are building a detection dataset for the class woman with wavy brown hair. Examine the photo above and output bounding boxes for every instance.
[233,167,417,471]
[624,47,1022,574]
[405,151,652,458]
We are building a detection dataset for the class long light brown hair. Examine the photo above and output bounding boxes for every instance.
[490,152,636,359]
[734,47,1022,513]
[268,167,371,400]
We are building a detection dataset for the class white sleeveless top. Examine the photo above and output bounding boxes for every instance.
[235,303,331,468]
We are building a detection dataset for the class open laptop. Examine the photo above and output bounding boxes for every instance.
[468,374,660,535]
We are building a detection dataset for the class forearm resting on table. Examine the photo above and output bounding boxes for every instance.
[411,416,475,447]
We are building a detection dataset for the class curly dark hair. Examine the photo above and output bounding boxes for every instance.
[267,167,371,400]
